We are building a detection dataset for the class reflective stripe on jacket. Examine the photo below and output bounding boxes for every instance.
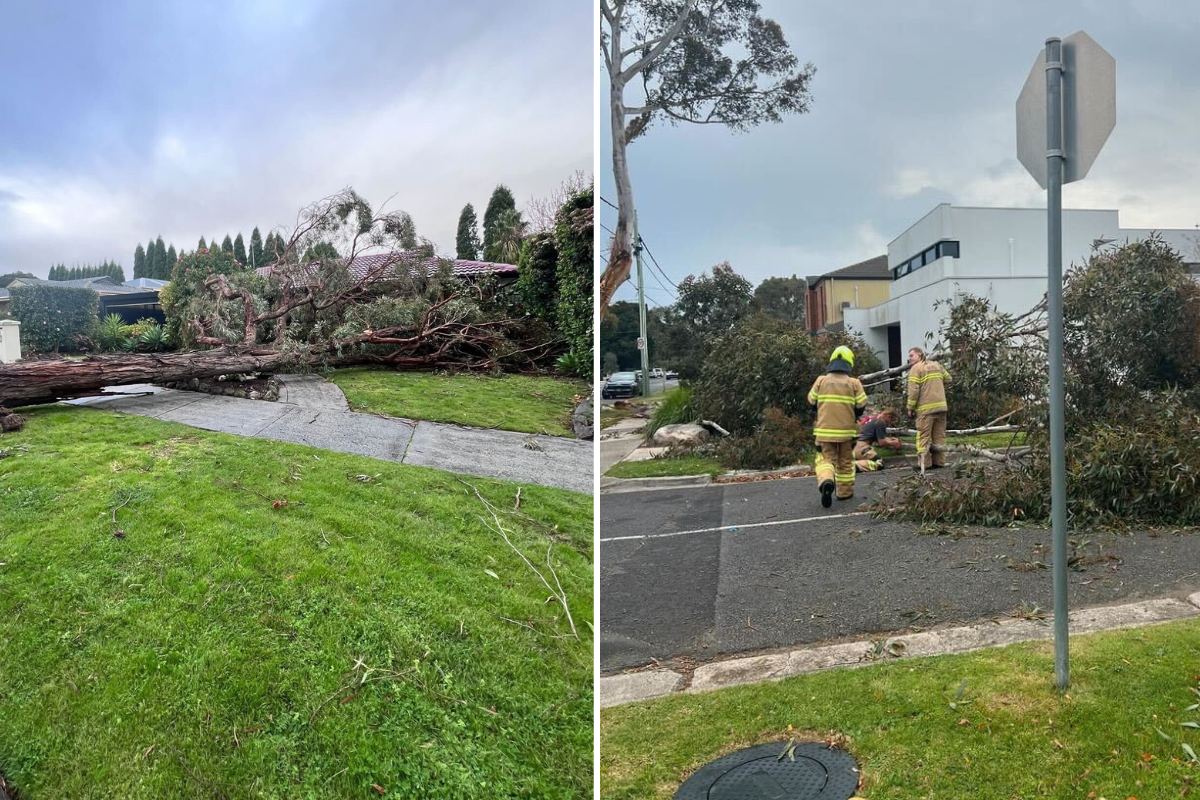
[907,359,950,415]
[808,373,868,442]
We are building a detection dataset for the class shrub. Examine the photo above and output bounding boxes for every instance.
[93,314,134,352]
[646,387,693,438]
[554,185,593,359]
[717,407,811,470]
[693,313,881,435]
[9,284,98,353]
[555,350,585,377]
[137,323,171,352]
[517,231,558,322]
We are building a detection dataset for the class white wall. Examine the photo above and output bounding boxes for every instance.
[870,205,1199,355]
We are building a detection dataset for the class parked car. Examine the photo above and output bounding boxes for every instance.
[650,368,665,379]
[665,370,678,380]
[602,371,640,399]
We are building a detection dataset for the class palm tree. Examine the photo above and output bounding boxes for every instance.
[488,208,528,264]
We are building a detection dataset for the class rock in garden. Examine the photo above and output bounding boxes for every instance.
[651,423,709,447]
[572,395,594,440]
[1,412,25,432]
[248,390,262,400]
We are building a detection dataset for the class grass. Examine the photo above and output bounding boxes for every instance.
[600,406,636,429]
[0,405,593,799]
[602,618,1200,799]
[605,455,725,479]
[326,367,588,437]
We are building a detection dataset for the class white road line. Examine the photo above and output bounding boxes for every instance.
[599,511,871,543]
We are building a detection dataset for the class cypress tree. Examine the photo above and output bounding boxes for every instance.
[198,236,207,252]
[456,203,480,260]
[221,234,233,255]
[133,245,144,279]
[166,245,177,275]
[481,184,516,262]
[249,227,263,268]
[153,236,167,279]
[233,233,247,265]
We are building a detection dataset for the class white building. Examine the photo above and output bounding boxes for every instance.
[842,204,1200,369]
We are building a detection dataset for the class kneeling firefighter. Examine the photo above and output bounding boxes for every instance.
[807,345,868,508]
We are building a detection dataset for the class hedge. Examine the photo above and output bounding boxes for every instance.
[9,284,98,353]
[553,186,594,357]
[517,230,559,322]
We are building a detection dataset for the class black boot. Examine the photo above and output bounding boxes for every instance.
[820,480,834,508]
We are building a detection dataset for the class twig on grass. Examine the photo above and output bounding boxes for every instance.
[110,492,134,525]
[456,477,578,639]
[514,487,522,511]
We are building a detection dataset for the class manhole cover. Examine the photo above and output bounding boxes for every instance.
[675,741,859,800]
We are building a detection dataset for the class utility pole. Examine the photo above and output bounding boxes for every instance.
[633,212,651,398]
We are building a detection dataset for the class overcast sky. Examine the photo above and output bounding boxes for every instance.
[0,0,592,277]
[599,0,1200,306]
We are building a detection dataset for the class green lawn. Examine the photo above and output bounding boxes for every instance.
[600,406,636,429]
[0,406,593,799]
[602,618,1200,799]
[327,368,587,437]
[605,455,725,479]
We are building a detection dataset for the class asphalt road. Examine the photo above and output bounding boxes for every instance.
[599,377,679,405]
[599,468,1200,673]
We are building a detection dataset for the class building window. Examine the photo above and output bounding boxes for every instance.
[893,239,961,280]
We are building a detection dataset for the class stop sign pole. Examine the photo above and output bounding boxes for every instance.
[1016,31,1115,690]
[1044,36,1071,692]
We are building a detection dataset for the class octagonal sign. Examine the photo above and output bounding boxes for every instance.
[1016,30,1116,189]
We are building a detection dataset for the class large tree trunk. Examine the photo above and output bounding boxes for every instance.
[597,8,634,314]
[0,349,306,407]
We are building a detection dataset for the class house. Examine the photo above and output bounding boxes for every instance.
[840,203,1200,370]
[805,255,892,334]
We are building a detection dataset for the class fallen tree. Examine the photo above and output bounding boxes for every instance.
[0,188,566,407]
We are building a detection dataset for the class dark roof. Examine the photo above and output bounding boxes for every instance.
[807,254,890,286]
[255,251,518,284]
[5,276,146,294]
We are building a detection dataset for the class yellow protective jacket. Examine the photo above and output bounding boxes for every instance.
[907,359,951,416]
[808,372,868,442]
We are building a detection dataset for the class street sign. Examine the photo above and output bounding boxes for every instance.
[1016,30,1115,188]
[636,337,645,350]
[1017,31,1115,692]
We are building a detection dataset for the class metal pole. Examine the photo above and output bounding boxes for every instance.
[1045,36,1070,691]
[633,212,651,398]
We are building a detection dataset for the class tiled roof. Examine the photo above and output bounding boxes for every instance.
[0,288,8,300]
[254,251,518,284]
[807,254,890,286]
[124,278,169,289]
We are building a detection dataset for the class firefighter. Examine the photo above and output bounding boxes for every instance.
[808,345,868,508]
[906,347,952,470]
[854,408,901,472]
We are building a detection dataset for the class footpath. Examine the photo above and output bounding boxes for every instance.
[66,374,593,493]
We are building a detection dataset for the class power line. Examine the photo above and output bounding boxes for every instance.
[638,234,678,292]
[598,195,619,211]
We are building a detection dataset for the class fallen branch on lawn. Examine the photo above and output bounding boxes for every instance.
[888,424,1023,437]
[456,477,578,640]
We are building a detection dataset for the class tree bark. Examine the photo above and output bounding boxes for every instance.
[598,4,634,313]
[0,349,303,407]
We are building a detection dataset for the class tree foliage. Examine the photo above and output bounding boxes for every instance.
[598,0,816,311]
[878,235,1200,528]
[692,312,880,435]
[250,227,264,269]
[0,272,35,287]
[657,261,754,379]
[553,185,594,358]
[516,231,558,322]
[133,244,146,279]
[482,184,517,262]
[754,275,806,326]
[233,233,247,266]
[455,204,480,260]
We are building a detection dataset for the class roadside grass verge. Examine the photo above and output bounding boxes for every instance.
[327,367,588,436]
[0,405,593,799]
[601,618,1200,799]
[605,455,725,479]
